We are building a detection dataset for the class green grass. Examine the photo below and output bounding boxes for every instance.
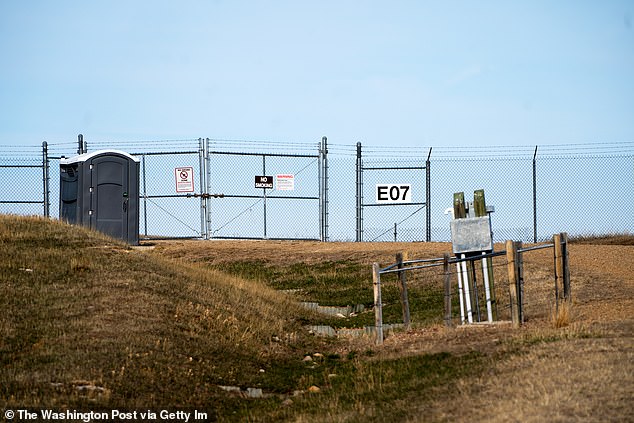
[211,260,447,328]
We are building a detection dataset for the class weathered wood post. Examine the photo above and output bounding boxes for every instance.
[561,232,571,302]
[443,253,452,327]
[372,262,383,345]
[516,241,524,324]
[553,233,563,311]
[396,252,411,330]
[474,189,496,322]
[506,240,521,328]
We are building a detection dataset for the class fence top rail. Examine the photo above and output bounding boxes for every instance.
[133,150,199,156]
[0,164,43,168]
[362,166,426,171]
[210,150,319,159]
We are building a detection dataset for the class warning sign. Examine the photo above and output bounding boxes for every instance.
[276,174,295,191]
[175,167,195,193]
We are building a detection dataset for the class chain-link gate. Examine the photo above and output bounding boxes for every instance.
[206,142,322,240]
[356,143,431,242]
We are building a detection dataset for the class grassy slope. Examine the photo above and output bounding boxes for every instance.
[0,216,317,418]
[2,217,632,422]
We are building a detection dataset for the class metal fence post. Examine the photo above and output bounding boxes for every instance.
[142,154,148,237]
[205,138,211,240]
[198,138,207,239]
[262,154,268,239]
[42,141,50,217]
[533,146,538,243]
[77,134,84,155]
[426,147,432,242]
[320,136,329,241]
[356,142,363,242]
[443,253,452,327]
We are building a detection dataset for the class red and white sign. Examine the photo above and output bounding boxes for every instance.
[175,167,195,192]
[276,174,295,191]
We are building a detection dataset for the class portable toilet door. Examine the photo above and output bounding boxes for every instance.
[60,150,140,244]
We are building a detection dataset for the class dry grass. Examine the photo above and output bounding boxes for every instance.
[2,216,632,422]
[0,215,317,415]
[551,300,572,328]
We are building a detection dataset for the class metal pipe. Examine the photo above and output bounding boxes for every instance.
[322,136,329,241]
[356,142,362,242]
[198,138,206,239]
[518,243,554,253]
[205,138,212,239]
[426,147,432,242]
[142,154,148,237]
[42,141,49,217]
[533,146,538,242]
[460,254,473,323]
[456,261,466,324]
[482,254,493,322]
[263,155,267,239]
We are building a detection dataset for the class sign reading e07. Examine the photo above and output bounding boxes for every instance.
[376,184,412,203]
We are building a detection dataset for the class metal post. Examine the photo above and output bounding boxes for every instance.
[356,142,363,242]
[443,254,452,327]
[142,154,148,237]
[318,140,323,241]
[198,138,207,239]
[533,146,538,243]
[263,154,267,239]
[205,138,211,239]
[426,147,432,242]
[456,259,466,324]
[321,136,329,241]
[77,134,84,155]
[42,141,50,217]
[461,255,473,323]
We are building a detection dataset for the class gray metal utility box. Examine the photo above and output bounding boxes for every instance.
[60,150,140,245]
[450,216,493,254]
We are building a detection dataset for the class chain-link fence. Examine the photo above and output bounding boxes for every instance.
[1,138,632,241]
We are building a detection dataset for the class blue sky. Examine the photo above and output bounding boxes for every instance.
[1,0,633,147]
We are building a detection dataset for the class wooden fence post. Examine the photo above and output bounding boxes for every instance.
[372,263,383,345]
[561,232,571,302]
[443,253,452,327]
[516,241,524,324]
[396,252,411,330]
[506,240,520,328]
[474,189,496,322]
[553,233,563,312]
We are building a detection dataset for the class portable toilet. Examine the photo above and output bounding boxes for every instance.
[60,150,140,245]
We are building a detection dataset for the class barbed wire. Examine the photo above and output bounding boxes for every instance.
[4,139,634,159]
